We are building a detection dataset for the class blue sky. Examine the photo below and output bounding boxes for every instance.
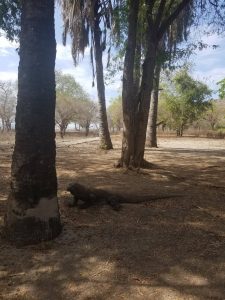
[0,6,225,103]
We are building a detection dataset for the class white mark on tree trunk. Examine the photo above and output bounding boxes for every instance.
[26,197,60,220]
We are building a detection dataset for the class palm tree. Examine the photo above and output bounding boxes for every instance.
[59,0,113,149]
[4,0,61,245]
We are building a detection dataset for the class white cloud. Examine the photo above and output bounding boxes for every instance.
[0,35,18,57]
[56,43,73,61]
[193,67,225,91]
[0,71,17,81]
[59,65,97,98]
[56,43,90,61]
[1,26,224,101]
[59,62,121,102]
[0,35,18,49]
[0,48,11,56]
[201,33,224,46]
[188,32,225,94]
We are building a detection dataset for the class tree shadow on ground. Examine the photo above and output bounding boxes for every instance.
[1,138,225,299]
[1,195,225,299]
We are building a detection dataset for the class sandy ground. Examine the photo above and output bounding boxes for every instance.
[0,134,225,300]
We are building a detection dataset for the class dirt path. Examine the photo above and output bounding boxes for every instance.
[56,136,99,147]
[0,135,225,300]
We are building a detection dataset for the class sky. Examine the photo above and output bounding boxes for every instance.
[0,6,225,103]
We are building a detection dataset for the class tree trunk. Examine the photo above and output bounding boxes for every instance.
[93,4,113,150]
[180,124,184,137]
[1,117,5,132]
[177,128,182,136]
[133,39,157,166]
[118,0,193,168]
[5,119,12,131]
[4,0,61,245]
[85,122,90,136]
[119,0,159,168]
[60,126,64,138]
[211,123,215,130]
[120,0,140,167]
[59,123,67,138]
[147,63,161,148]
[133,42,141,95]
[121,31,157,167]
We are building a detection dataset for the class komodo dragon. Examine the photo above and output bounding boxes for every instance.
[67,182,180,211]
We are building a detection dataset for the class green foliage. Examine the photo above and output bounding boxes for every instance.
[159,69,212,135]
[200,99,225,130]
[217,78,225,99]
[108,96,123,131]
[0,0,21,41]
[107,0,195,84]
[75,98,98,133]
[55,70,89,100]
[55,71,90,137]
[108,0,225,83]
[112,2,128,48]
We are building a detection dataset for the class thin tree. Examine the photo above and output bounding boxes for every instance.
[4,0,61,245]
[147,5,194,148]
[147,63,161,147]
[59,0,113,149]
[161,68,212,136]
[0,81,17,132]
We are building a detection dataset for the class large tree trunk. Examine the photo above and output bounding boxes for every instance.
[133,42,141,95]
[147,63,161,148]
[121,20,157,168]
[120,0,140,167]
[4,0,61,245]
[93,4,113,150]
[132,39,157,167]
[119,0,192,169]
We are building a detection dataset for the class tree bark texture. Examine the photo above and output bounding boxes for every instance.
[133,37,157,166]
[147,63,161,147]
[121,0,140,167]
[85,121,90,136]
[93,4,113,150]
[4,0,61,245]
[120,0,192,169]
[121,2,157,168]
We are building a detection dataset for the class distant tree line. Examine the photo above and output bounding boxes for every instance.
[0,72,98,137]
[107,69,225,137]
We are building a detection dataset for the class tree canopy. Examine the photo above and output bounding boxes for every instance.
[159,68,212,136]
[55,71,91,137]
[108,96,123,132]
[217,78,225,99]
[0,0,20,41]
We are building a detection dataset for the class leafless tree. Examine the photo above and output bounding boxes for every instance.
[0,80,17,131]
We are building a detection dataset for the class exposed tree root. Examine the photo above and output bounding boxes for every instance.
[114,158,157,171]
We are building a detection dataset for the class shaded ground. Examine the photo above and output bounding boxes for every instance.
[0,134,225,300]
